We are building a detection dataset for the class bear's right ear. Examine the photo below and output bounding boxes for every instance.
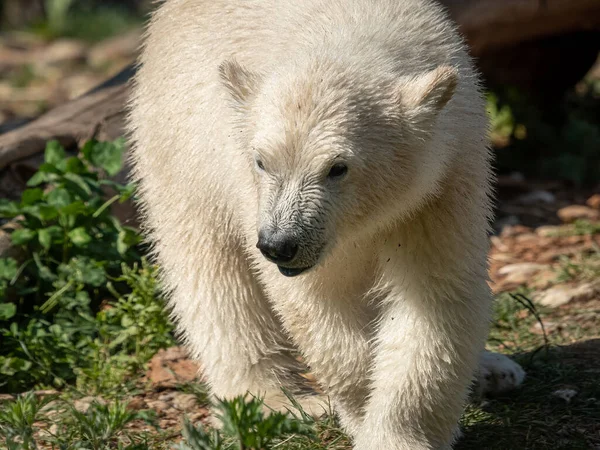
[219,60,262,105]
[394,65,458,126]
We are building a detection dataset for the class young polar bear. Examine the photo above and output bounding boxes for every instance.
[128,0,525,448]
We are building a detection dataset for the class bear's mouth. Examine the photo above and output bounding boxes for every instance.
[277,266,312,277]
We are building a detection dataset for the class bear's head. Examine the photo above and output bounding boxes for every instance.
[219,59,457,277]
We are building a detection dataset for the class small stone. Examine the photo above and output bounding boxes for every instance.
[33,389,58,397]
[530,320,559,335]
[146,347,201,387]
[535,282,600,308]
[146,400,171,413]
[552,388,577,403]
[490,236,509,252]
[497,263,548,285]
[0,394,14,402]
[586,194,600,210]
[158,391,177,402]
[172,393,198,411]
[127,397,147,410]
[74,396,106,413]
[535,225,562,237]
[557,205,600,223]
[500,224,531,238]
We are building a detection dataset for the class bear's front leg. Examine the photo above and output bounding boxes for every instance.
[354,274,492,450]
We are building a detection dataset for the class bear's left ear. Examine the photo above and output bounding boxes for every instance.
[219,60,262,105]
[394,65,458,122]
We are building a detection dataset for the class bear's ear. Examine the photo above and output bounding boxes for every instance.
[395,65,458,120]
[219,60,262,105]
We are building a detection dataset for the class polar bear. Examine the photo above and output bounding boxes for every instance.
[127,0,524,448]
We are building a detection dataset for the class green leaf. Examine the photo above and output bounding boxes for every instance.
[68,227,92,247]
[21,204,58,222]
[46,187,72,207]
[45,140,67,165]
[0,258,18,280]
[38,205,59,221]
[21,188,44,205]
[64,172,92,197]
[82,139,125,176]
[117,228,141,255]
[0,303,17,320]
[38,226,62,250]
[59,200,87,216]
[33,252,56,281]
[11,228,37,245]
[64,156,86,174]
[27,171,50,187]
[62,257,106,286]
[0,200,20,218]
[0,357,33,376]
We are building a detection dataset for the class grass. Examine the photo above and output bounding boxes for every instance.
[1,140,599,449]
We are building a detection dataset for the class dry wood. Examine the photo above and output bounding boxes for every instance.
[0,82,129,170]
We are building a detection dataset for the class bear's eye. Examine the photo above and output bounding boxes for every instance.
[327,163,348,179]
[255,159,265,171]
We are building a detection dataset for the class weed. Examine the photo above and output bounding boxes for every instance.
[0,139,173,393]
[0,391,56,450]
[177,395,316,450]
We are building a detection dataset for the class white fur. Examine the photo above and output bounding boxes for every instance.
[127,0,523,448]
[477,350,526,395]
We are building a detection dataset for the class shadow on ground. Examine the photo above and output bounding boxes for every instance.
[458,339,600,450]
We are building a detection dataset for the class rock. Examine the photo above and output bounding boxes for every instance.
[146,399,171,414]
[497,263,549,285]
[74,396,106,413]
[0,394,14,402]
[557,205,600,223]
[172,393,198,411]
[158,391,177,402]
[552,388,578,403]
[146,346,201,388]
[587,194,600,210]
[535,225,562,237]
[515,190,556,205]
[490,236,509,252]
[535,282,600,308]
[530,320,559,335]
[127,397,146,411]
[529,270,558,290]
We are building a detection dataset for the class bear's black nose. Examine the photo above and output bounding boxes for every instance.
[257,230,298,264]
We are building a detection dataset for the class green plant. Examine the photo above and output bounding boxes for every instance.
[0,391,56,450]
[177,395,316,450]
[0,139,173,393]
[48,400,151,449]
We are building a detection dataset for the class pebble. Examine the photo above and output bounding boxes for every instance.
[535,282,600,307]
[557,205,599,223]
